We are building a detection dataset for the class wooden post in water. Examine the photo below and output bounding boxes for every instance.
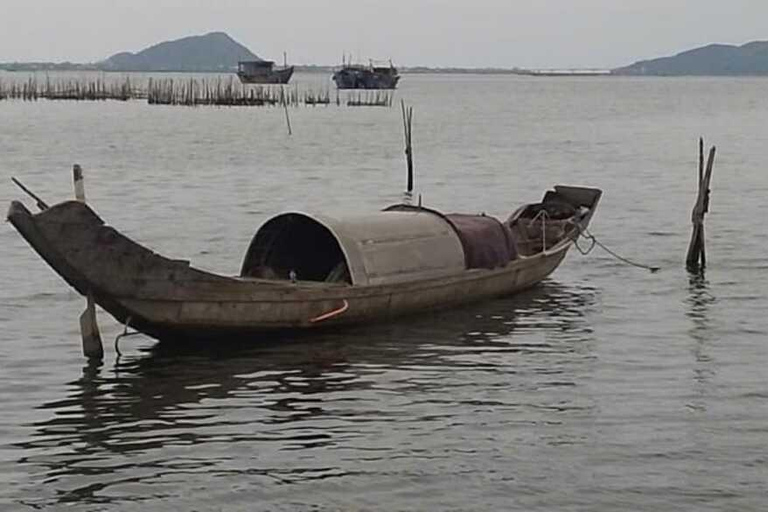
[401,100,414,203]
[73,164,104,359]
[73,164,86,202]
[686,139,715,272]
[281,87,292,136]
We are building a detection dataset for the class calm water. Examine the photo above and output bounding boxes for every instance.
[1,72,766,511]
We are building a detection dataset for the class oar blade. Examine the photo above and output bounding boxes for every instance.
[79,295,104,359]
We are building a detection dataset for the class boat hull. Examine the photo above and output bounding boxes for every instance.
[332,68,400,89]
[237,66,294,84]
[119,250,567,340]
[7,199,582,343]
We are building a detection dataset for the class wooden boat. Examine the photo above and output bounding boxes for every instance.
[236,60,294,84]
[332,61,400,89]
[7,185,600,343]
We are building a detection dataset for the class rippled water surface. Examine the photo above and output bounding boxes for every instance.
[1,72,767,510]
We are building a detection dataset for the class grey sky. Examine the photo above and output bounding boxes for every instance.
[1,0,766,68]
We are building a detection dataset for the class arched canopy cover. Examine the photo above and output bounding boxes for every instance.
[240,210,467,286]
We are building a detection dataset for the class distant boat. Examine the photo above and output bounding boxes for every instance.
[332,60,400,89]
[236,60,294,84]
[7,185,600,343]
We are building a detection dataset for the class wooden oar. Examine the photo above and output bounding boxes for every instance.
[80,292,104,359]
[73,164,104,358]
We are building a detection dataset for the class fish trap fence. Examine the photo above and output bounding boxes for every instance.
[0,76,394,108]
[0,76,140,101]
[148,77,283,106]
[346,90,394,107]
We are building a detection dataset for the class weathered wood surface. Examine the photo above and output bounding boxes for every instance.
[71,163,104,357]
[79,293,103,359]
[686,140,715,271]
[7,186,600,342]
[402,101,414,195]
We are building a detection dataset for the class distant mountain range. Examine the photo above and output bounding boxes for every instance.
[613,41,768,76]
[3,34,768,76]
[99,32,260,72]
[0,32,261,72]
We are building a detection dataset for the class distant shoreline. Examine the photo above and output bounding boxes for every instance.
[5,62,768,77]
[7,34,768,77]
[0,62,613,76]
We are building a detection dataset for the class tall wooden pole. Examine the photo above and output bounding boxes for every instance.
[698,138,704,188]
[401,100,413,199]
[686,141,715,272]
[281,87,292,136]
[73,164,104,359]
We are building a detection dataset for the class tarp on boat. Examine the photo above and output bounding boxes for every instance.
[240,207,519,286]
[444,213,518,269]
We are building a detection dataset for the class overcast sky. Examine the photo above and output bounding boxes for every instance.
[1,0,766,68]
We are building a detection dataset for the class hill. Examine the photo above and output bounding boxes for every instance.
[99,32,261,72]
[613,41,768,76]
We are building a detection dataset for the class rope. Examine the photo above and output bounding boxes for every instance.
[574,231,597,255]
[114,316,141,357]
[531,209,549,252]
[577,226,660,273]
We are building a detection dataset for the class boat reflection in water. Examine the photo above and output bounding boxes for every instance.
[16,281,597,508]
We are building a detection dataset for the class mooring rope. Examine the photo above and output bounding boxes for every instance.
[114,316,142,357]
[576,226,660,273]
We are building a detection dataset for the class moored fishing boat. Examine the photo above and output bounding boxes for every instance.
[332,60,400,89]
[7,185,600,344]
[236,60,294,84]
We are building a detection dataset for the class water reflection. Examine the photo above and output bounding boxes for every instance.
[685,271,717,412]
[685,271,716,347]
[16,281,597,508]
[686,271,715,317]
